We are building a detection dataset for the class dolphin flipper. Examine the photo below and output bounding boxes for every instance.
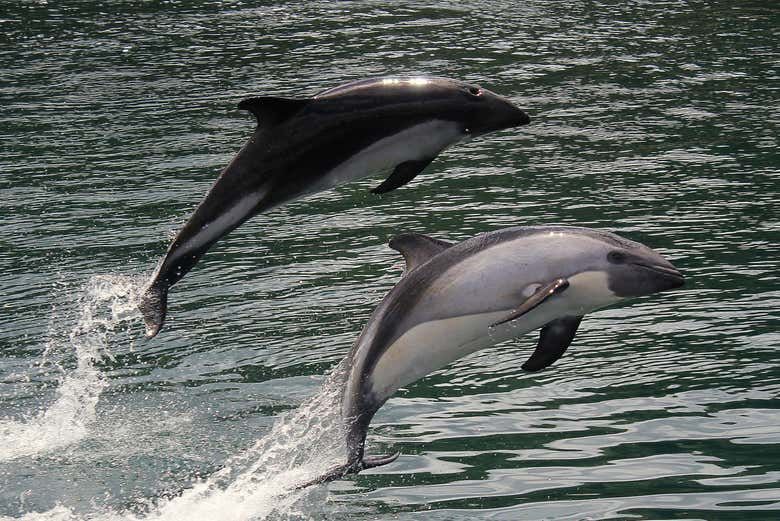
[371,157,435,194]
[293,452,400,490]
[491,278,570,327]
[522,315,583,371]
[138,283,168,338]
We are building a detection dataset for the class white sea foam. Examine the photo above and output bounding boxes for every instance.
[1,276,353,520]
[1,359,349,521]
[142,371,347,521]
[0,276,141,461]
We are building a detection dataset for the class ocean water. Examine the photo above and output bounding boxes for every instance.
[1,1,778,520]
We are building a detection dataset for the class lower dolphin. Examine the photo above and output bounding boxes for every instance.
[300,225,685,486]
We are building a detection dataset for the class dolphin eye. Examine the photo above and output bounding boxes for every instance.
[608,251,627,264]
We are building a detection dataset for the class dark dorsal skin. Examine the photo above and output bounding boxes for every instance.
[138,76,531,337]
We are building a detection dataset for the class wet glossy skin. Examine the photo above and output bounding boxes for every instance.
[139,76,530,337]
[339,226,683,469]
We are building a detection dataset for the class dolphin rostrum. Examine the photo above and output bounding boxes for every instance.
[138,76,530,338]
[300,225,685,486]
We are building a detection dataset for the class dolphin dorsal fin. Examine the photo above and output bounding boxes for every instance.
[237,96,309,127]
[389,233,454,272]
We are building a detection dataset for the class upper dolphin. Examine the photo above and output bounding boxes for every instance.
[138,76,530,337]
[301,225,685,487]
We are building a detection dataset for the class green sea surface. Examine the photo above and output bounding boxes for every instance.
[1,1,778,520]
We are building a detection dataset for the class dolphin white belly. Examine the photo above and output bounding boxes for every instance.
[167,186,271,266]
[315,120,463,191]
[367,270,618,400]
[369,310,510,400]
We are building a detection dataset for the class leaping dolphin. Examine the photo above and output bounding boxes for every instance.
[138,76,530,337]
[301,225,685,487]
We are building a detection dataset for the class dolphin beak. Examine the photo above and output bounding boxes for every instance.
[632,262,685,291]
[467,90,531,136]
[514,107,531,126]
[500,103,530,129]
[471,104,530,137]
[504,94,531,127]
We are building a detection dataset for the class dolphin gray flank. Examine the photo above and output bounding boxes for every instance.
[298,225,685,487]
[138,76,530,337]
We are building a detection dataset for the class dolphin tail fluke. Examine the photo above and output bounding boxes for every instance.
[138,283,168,338]
[292,452,400,490]
[362,452,400,469]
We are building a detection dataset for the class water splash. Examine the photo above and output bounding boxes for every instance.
[0,365,350,521]
[1,273,354,520]
[0,276,141,461]
[145,368,347,521]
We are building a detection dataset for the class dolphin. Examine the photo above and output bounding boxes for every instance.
[138,76,530,337]
[300,225,685,487]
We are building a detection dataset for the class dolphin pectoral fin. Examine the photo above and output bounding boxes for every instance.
[389,233,454,272]
[522,315,583,372]
[292,452,400,490]
[138,283,168,338]
[237,96,310,127]
[371,157,435,194]
[490,278,570,327]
